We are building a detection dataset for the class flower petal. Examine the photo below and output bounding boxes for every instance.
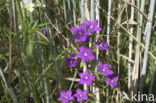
[89,75,95,80]
[79,73,84,78]
[80,24,85,29]
[79,46,85,52]
[86,80,92,86]
[57,97,63,101]
[77,97,83,102]
[114,76,119,81]
[71,27,78,33]
[92,20,98,26]
[82,57,88,63]
[84,19,91,26]
[76,53,83,58]
[79,79,84,85]
[84,70,89,75]
[94,27,102,31]
[67,90,72,96]
[79,35,87,42]
[61,92,66,97]
[105,78,111,84]
[104,63,110,69]
[98,61,103,67]
[110,83,115,88]
[83,95,88,100]
[76,88,81,94]
[88,54,95,60]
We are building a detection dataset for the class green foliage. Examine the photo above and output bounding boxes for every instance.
[0,0,155,103]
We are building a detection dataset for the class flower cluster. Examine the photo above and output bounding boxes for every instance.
[96,40,109,51]
[59,19,119,103]
[97,61,119,88]
[58,89,88,103]
[71,19,102,42]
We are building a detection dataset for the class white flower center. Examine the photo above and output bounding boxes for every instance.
[100,43,103,47]
[65,96,68,99]
[79,31,82,35]
[84,53,88,56]
[111,80,114,83]
[85,76,88,80]
[102,68,105,72]
[80,94,83,97]
[90,25,93,29]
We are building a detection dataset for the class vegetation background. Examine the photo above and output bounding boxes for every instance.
[0,0,156,103]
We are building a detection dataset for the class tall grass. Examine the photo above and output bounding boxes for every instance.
[0,0,155,102]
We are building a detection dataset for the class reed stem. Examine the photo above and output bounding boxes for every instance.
[139,0,155,94]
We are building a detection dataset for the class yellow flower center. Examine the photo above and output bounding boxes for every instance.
[27,6,32,10]
[70,61,72,64]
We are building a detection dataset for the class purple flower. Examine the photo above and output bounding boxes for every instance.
[57,90,74,103]
[105,76,119,88]
[71,24,88,42]
[98,61,114,76]
[65,53,78,67]
[74,88,88,102]
[79,70,95,86]
[84,19,102,34]
[76,46,95,63]
[42,29,47,35]
[39,29,48,37]
[96,40,109,51]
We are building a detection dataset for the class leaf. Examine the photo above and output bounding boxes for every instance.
[36,31,49,42]
[38,23,50,28]
[32,20,39,29]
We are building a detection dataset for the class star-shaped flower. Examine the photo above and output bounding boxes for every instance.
[79,70,95,86]
[71,24,88,42]
[96,40,109,51]
[74,88,88,103]
[57,90,74,103]
[24,1,35,12]
[105,76,119,88]
[98,61,114,76]
[84,19,102,34]
[65,53,78,67]
[76,46,95,63]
